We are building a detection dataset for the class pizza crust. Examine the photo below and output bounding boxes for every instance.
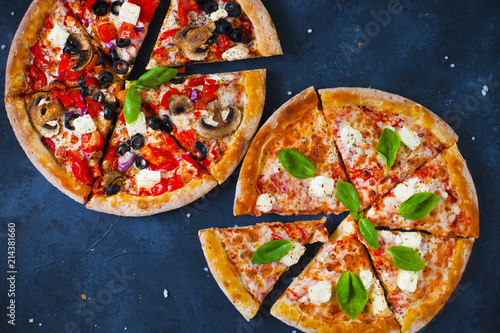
[86,174,218,217]
[4,96,91,203]
[198,229,260,321]
[233,86,319,215]
[211,69,266,184]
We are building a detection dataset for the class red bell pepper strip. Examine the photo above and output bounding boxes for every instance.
[97,23,118,43]
[82,131,105,154]
[67,151,92,184]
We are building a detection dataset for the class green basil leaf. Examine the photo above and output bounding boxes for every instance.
[376,128,401,175]
[359,218,379,250]
[397,192,440,220]
[124,85,141,124]
[251,240,293,264]
[387,246,425,271]
[336,271,368,320]
[336,180,360,220]
[137,67,178,87]
[278,148,316,179]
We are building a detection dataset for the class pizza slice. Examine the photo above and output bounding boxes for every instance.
[147,0,282,68]
[86,103,218,216]
[270,218,400,333]
[353,219,474,333]
[5,82,123,203]
[67,0,160,77]
[366,145,479,238]
[319,88,458,208]
[199,217,328,321]
[139,69,266,184]
[6,0,119,96]
[234,87,349,216]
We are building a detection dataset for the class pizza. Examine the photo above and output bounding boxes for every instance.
[147,0,282,68]
[234,87,349,216]
[139,69,266,183]
[365,144,479,238]
[5,0,119,96]
[67,0,160,77]
[199,217,328,320]
[270,218,400,333]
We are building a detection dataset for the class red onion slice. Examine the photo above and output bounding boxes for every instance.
[118,151,137,172]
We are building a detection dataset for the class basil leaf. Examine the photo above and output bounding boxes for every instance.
[336,271,368,320]
[251,240,293,264]
[359,218,379,250]
[124,85,141,124]
[137,67,178,87]
[387,246,425,271]
[397,192,440,220]
[376,128,401,175]
[278,148,316,179]
[336,180,360,220]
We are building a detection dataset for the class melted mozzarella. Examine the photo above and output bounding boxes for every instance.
[47,23,69,49]
[256,193,276,213]
[340,123,362,150]
[396,270,419,292]
[308,281,332,305]
[392,178,430,202]
[222,45,249,61]
[397,126,421,150]
[279,242,305,266]
[308,176,335,197]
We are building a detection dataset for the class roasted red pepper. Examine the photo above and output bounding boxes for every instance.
[182,154,205,175]
[209,35,232,59]
[160,88,180,110]
[128,0,160,22]
[85,97,103,118]
[26,65,47,91]
[160,28,180,41]
[178,0,200,26]
[149,172,183,196]
[118,22,137,39]
[102,146,118,171]
[142,145,179,172]
[57,54,83,80]
[175,130,196,150]
[42,137,56,153]
[85,0,97,11]
[67,151,92,184]
[52,89,86,109]
[29,44,49,65]
[97,22,118,43]
[82,131,105,154]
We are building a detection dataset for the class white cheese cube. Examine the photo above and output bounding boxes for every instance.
[340,123,363,150]
[395,233,422,250]
[397,126,421,150]
[308,281,332,305]
[359,269,374,291]
[279,242,305,266]
[396,270,419,292]
[47,23,70,49]
[135,170,161,190]
[308,176,335,197]
[256,193,276,213]
[119,2,141,25]
[73,114,97,135]
[210,9,228,21]
[222,45,250,61]
[126,112,148,138]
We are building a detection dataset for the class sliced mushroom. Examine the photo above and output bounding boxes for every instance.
[194,101,242,139]
[173,25,213,61]
[169,94,194,115]
[102,170,125,189]
[27,92,65,137]
[66,33,94,72]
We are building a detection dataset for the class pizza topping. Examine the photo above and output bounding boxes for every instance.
[73,114,97,135]
[335,180,360,219]
[66,34,94,72]
[395,233,422,251]
[113,59,130,74]
[392,178,430,202]
[224,2,241,18]
[203,1,219,14]
[229,28,244,43]
[102,170,125,196]
[92,1,110,16]
[169,94,194,115]
[256,193,276,213]
[173,26,213,61]
[308,176,335,197]
[110,1,123,16]
[340,123,363,150]
[126,111,148,137]
[358,217,379,250]
[119,2,141,25]
[336,271,368,320]
[47,23,70,49]
[251,239,293,264]
[278,242,305,266]
[103,103,117,121]
[130,133,146,150]
[397,192,441,220]
[278,148,317,179]
[221,44,249,61]
[135,169,161,190]
[377,128,401,175]
[194,102,242,139]
[308,281,333,305]
[195,141,207,161]
[118,151,137,172]
[135,156,149,169]
[215,19,232,35]
[396,270,419,292]
[397,126,421,150]
[64,114,80,131]
[359,269,374,291]
[28,93,64,138]
[68,151,93,185]
[387,246,425,271]
[210,9,228,22]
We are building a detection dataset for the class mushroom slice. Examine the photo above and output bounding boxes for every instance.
[173,25,213,61]
[169,94,194,115]
[102,171,125,189]
[67,33,94,72]
[194,101,242,139]
[27,92,65,137]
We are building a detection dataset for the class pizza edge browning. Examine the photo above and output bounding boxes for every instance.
[233,86,318,215]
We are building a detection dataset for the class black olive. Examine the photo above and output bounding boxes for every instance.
[116,38,131,48]
[77,76,86,86]
[96,52,107,66]
[241,35,252,45]
[206,35,218,45]
[99,71,114,83]
[113,60,129,75]
[109,48,120,62]
[80,86,90,97]
[117,143,131,156]
[110,1,123,15]
[135,156,149,170]
[92,1,109,16]
[224,2,241,17]
[162,115,174,133]
[130,133,145,150]
[103,103,116,120]
[93,91,106,104]
[203,1,218,13]
[105,185,121,196]
[147,116,162,130]
[64,114,80,130]
[229,28,244,43]
[195,141,207,161]
[216,19,233,35]
[169,76,185,84]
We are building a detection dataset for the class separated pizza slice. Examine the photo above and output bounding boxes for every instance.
[5,82,124,203]
[87,103,217,216]
[234,87,349,216]
[319,88,458,209]
[353,221,474,333]
[139,69,266,183]
[147,0,282,68]
[366,145,479,238]
[270,217,400,333]
[199,217,328,321]
[6,0,119,96]
[67,0,160,77]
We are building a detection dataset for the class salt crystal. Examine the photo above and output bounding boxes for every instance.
[204,267,209,272]
[450,64,455,68]
[307,29,312,33]
[29,319,33,323]
[471,137,475,141]
[10,11,14,16]
[481,89,487,96]
[287,91,292,96]
[444,56,448,59]
[483,85,488,92]
[163,289,169,298]
[186,213,191,218]
[1,45,6,50]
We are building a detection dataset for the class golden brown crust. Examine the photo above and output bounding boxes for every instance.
[442,145,479,238]
[198,229,260,321]
[86,174,218,216]
[399,239,474,333]
[4,96,90,203]
[233,86,318,215]
[237,0,282,56]
[5,0,58,96]
[211,69,266,183]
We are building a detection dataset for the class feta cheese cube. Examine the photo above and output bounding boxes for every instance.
[126,112,148,137]
[47,23,70,49]
[279,242,305,266]
[210,9,228,22]
[256,193,276,213]
[397,126,421,150]
[396,270,419,292]
[308,281,332,305]
[222,45,249,61]
[119,2,141,25]
[340,123,363,150]
[308,176,335,197]
[73,114,97,135]
[135,170,161,190]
